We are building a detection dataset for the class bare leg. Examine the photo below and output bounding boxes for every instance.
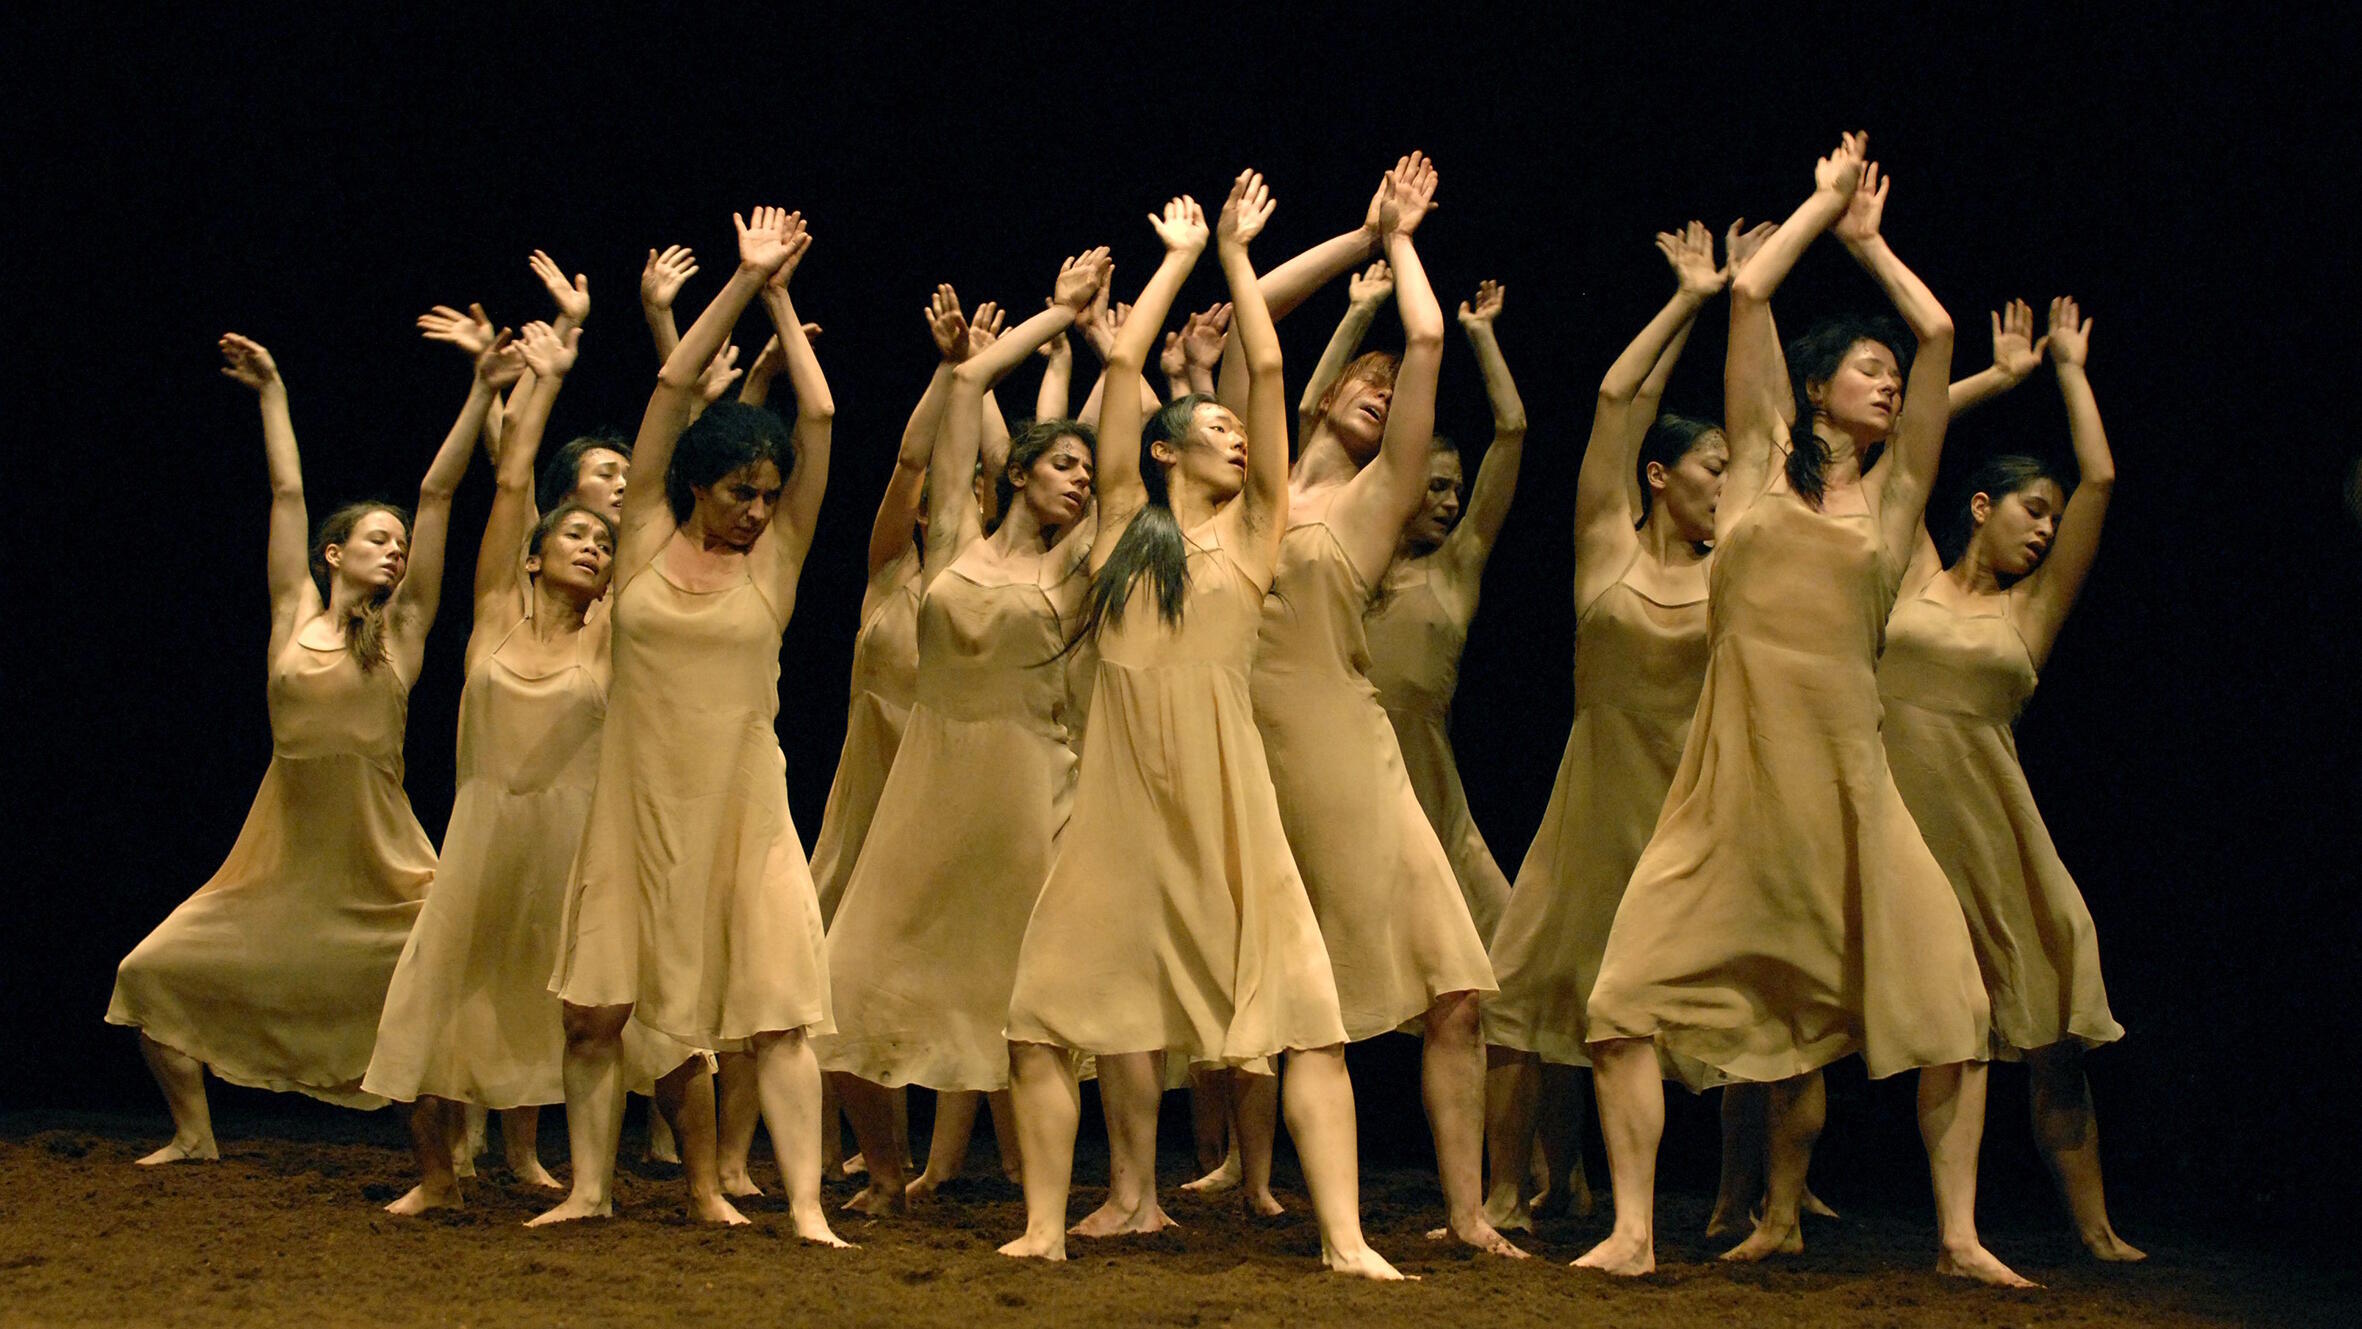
[1481,1048,1537,1230]
[1423,992,1526,1257]
[529,1002,630,1225]
[134,1034,218,1164]
[499,1106,559,1188]
[1000,1041,1078,1260]
[1921,1061,2035,1286]
[651,1056,740,1225]
[1534,1061,1590,1217]
[387,1097,461,1213]
[1722,1072,1821,1261]
[1282,1047,1407,1281]
[1182,1067,1244,1194]
[833,1073,907,1214]
[715,1050,764,1197]
[905,1090,981,1202]
[750,1029,850,1246]
[645,1095,680,1163]
[985,1087,1022,1180]
[1572,1037,1661,1275]
[818,1073,845,1174]
[1234,1069,1282,1215]
[2026,1044,2143,1261]
[454,1104,488,1178]
[1708,1082,1766,1236]
[1069,1051,1173,1236]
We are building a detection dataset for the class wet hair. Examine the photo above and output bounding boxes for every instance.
[309,500,412,672]
[666,400,793,523]
[1939,453,2072,567]
[528,499,620,561]
[1310,350,1400,427]
[1633,413,1724,529]
[537,433,632,515]
[1784,315,1912,507]
[1429,431,1460,456]
[1071,395,1209,647]
[996,418,1097,527]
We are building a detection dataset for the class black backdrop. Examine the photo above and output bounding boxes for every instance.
[13,7,2357,1248]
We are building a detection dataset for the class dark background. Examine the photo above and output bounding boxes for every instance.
[13,7,2356,1253]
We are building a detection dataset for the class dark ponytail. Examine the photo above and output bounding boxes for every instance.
[310,500,412,673]
[1069,395,1208,647]
[1782,315,1911,508]
[1633,414,1722,529]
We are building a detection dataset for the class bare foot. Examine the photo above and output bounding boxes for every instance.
[841,1181,906,1216]
[691,1193,751,1226]
[135,1138,218,1165]
[838,1150,867,1177]
[1181,1156,1242,1195]
[1068,1196,1177,1237]
[791,1205,854,1247]
[719,1170,764,1199]
[1481,1182,1534,1233]
[1704,1202,1746,1239]
[452,1155,477,1180]
[1937,1242,2039,1288]
[1448,1215,1530,1258]
[525,1193,613,1226]
[2082,1227,2146,1262]
[1720,1219,1804,1262]
[510,1160,562,1190]
[1323,1243,1413,1282]
[1573,1230,1654,1277]
[1530,1171,1592,1219]
[1803,1187,1839,1220]
[998,1230,1066,1262]
[902,1173,948,1206]
[384,1183,461,1215]
[1241,1188,1284,1218]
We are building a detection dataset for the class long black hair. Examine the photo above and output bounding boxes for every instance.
[1070,395,1208,646]
[1633,413,1722,529]
[537,433,632,515]
[1938,453,2071,568]
[1783,314,1911,507]
[666,400,793,522]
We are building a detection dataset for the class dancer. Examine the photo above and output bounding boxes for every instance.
[1881,297,2139,1260]
[1243,153,1520,1258]
[534,207,845,1243]
[1478,221,1736,1230]
[1001,174,1403,1281]
[824,250,1111,1215]
[1576,133,2028,1286]
[107,330,497,1160]
[1358,275,1526,943]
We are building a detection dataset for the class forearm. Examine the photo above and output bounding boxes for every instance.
[1467,325,1526,435]
[1299,300,1381,419]
[763,287,832,419]
[1038,354,1073,420]
[1844,236,1952,341]
[422,379,496,499]
[258,386,303,496]
[644,303,681,363]
[1732,190,1845,305]
[1636,317,1695,406]
[740,352,782,409]
[1947,365,2024,417]
[2056,365,2114,487]
[1259,227,1378,321]
[663,268,766,391]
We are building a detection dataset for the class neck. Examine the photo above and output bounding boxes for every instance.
[1395,535,1439,564]
[1168,479,1222,533]
[993,500,1060,556]
[681,514,747,555]
[529,576,593,636]
[1637,510,1710,567]
[1293,424,1364,489]
[1944,542,2006,595]
[1809,420,1868,488]
[327,580,378,621]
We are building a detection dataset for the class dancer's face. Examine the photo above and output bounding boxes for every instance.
[1406,450,1464,547]
[1969,479,2065,577]
[1157,402,1249,502]
[325,510,410,593]
[1812,339,1904,439]
[569,447,630,519]
[693,459,785,550]
[1014,434,1094,532]
[528,511,618,600]
[1650,430,1729,543]
[1323,375,1393,462]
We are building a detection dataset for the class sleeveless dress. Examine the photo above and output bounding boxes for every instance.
[1006,523,1347,1066]
[1586,479,1990,1081]
[819,550,1090,1090]
[108,638,436,1108]
[1879,585,2123,1058]
[1364,560,1513,942]
[1251,521,1495,1040]
[549,545,831,1049]
[1483,557,1710,1067]
[808,554,922,926]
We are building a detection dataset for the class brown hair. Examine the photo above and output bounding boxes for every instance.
[310,501,411,672]
[1309,351,1400,429]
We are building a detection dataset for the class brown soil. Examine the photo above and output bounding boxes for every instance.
[0,1110,2343,1328]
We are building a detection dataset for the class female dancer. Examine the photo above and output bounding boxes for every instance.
[108,330,497,1160]
[1001,175,1402,1281]
[1479,222,1732,1228]
[1358,276,1526,944]
[823,251,1111,1214]
[534,207,845,1243]
[1244,154,1520,1258]
[1578,134,2029,1286]
[362,323,708,1211]
[1880,297,2138,1260]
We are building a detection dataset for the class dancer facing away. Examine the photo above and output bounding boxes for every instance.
[535,207,846,1243]
[824,252,1112,1215]
[1355,273,1526,944]
[1242,152,1522,1258]
[108,330,497,1161]
[1478,220,1741,1230]
[362,322,710,1212]
[1881,297,2139,1260]
[1000,174,1405,1281]
[1577,133,2031,1286]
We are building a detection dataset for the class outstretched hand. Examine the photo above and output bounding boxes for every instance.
[1182,303,1231,370]
[1349,261,1394,307]
[1457,279,1507,328]
[926,283,971,362]
[475,330,525,389]
[1159,331,1187,380]
[519,320,581,380]
[529,250,590,324]
[2046,296,2092,368]
[1722,219,1779,283]
[1217,169,1277,248]
[1989,298,2047,380]
[1053,247,1114,313]
[1815,131,1869,201]
[1658,220,1721,298]
[966,300,1007,355]
[1834,160,1889,245]
[641,245,698,311]
[697,344,743,403]
[218,333,281,392]
[735,206,810,279]
[1376,151,1440,238]
[418,302,501,358]
[1148,195,1209,254]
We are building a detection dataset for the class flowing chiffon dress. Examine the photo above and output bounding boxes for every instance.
[1586,476,1990,1081]
[364,613,693,1107]
[1251,520,1495,1040]
[1879,584,2122,1058]
[550,543,831,1049]
[808,553,922,926]
[108,637,436,1108]
[1482,554,1710,1067]
[1006,522,1347,1067]
[1364,560,1513,942]
[820,549,1091,1090]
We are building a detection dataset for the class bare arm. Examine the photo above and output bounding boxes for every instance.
[1213,173,1288,567]
[1439,280,1527,579]
[1036,325,1074,420]
[1331,160,1445,580]
[1297,264,1389,432]
[1089,199,1208,571]
[476,323,578,618]
[384,335,517,677]
[1832,164,1956,555]
[220,336,319,649]
[1948,298,2046,417]
[639,244,697,363]
[1179,303,1228,398]
[2019,298,2111,665]
[759,269,831,578]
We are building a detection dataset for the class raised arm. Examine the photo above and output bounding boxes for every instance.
[1579,225,1722,578]
[2019,297,2111,664]
[417,303,507,466]
[476,321,579,620]
[1949,298,2046,417]
[1089,197,1208,571]
[1834,163,1956,555]
[964,303,1015,529]
[221,335,318,648]
[1214,172,1287,566]
[1438,280,1527,578]
[639,244,697,363]
[866,288,968,581]
[1036,320,1075,420]
[1180,303,1229,397]
[755,220,832,576]
[384,329,519,677]
[1297,263,1391,432]
[507,250,589,428]
[1331,160,1445,580]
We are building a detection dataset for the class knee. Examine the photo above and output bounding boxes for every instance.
[1428,990,1483,1042]
[560,1002,630,1048]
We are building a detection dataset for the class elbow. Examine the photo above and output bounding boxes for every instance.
[1731,270,1775,306]
[1402,322,1445,352]
[1495,415,1529,440]
[655,363,703,393]
[799,397,837,423]
[1245,346,1285,378]
[2079,464,2116,493]
[1916,311,1956,345]
[269,479,305,501]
